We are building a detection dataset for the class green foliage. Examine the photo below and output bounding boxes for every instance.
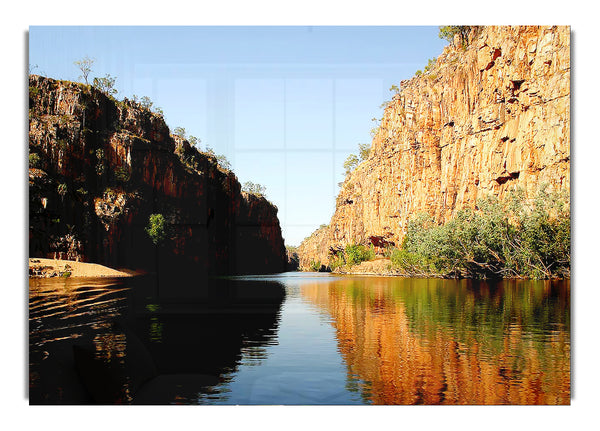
[146,213,167,246]
[424,58,436,73]
[330,244,375,269]
[389,84,400,94]
[92,74,117,96]
[57,182,68,197]
[216,153,231,170]
[74,56,94,85]
[358,143,371,161]
[438,26,471,46]
[95,148,105,176]
[329,254,346,271]
[344,143,371,176]
[242,181,266,197]
[29,86,40,98]
[76,187,88,198]
[140,96,153,110]
[29,153,41,168]
[344,154,359,175]
[309,260,322,272]
[344,244,375,266]
[390,189,570,279]
[173,127,186,138]
[188,135,200,147]
[114,165,131,183]
[390,248,427,273]
[415,70,423,76]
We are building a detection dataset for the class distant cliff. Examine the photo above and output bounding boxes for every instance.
[29,75,287,278]
[298,26,570,270]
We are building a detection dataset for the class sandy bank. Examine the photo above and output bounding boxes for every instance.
[29,258,135,278]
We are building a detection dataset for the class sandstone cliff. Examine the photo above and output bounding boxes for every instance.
[298,26,570,270]
[29,75,287,279]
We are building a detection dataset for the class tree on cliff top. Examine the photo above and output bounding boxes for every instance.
[173,127,186,139]
[74,56,94,85]
[242,181,266,197]
[93,74,118,97]
[438,26,471,47]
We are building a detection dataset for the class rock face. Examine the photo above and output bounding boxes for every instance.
[29,75,287,279]
[298,26,570,270]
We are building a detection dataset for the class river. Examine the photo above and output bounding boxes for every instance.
[29,272,570,405]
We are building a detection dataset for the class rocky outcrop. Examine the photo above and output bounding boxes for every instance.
[29,75,287,279]
[298,26,570,269]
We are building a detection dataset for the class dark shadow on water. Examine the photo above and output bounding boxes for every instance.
[29,274,286,405]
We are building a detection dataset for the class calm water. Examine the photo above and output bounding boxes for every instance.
[29,273,570,405]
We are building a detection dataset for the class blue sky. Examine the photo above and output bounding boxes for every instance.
[29,26,448,246]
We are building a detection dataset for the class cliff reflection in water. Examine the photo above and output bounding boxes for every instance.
[301,277,570,405]
[29,276,285,404]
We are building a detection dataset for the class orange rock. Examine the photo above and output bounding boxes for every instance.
[299,26,570,268]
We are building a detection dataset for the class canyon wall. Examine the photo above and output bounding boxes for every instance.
[298,26,570,269]
[29,75,287,279]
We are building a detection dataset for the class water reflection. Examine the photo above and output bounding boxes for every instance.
[301,277,570,405]
[29,273,569,405]
[29,276,285,404]
[29,277,131,403]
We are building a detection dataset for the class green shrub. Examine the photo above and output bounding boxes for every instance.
[242,181,266,197]
[92,74,117,97]
[343,154,359,175]
[95,148,105,176]
[57,183,68,197]
[29,86,40,98]
[391,188,570,279]
[29,153,41,168]
[309,260,322,272]
[329,254,345,270]
[344,244,375,266]
[114,165,131,183]
[216,154,231,170]
[438,26,472,46]
[146,213,167,245]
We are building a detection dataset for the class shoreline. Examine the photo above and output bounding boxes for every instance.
[302,258,570,280]
[29,258,136,279]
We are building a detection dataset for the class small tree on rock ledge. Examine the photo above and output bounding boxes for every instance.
[242,181,266,197]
